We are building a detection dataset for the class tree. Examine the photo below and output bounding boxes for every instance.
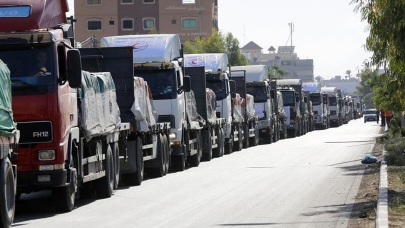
[267,65,285,80]
[351,0,405,111]
[345,70,351,79]
[315,76,323,82]
[183,30,248,66]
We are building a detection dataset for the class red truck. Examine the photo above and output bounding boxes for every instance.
[0,0,171,213]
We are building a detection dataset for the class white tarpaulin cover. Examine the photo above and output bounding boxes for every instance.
[100,34,181,63]
[130,77,158,132]
[232,65,268,82]
[232,93,243,123]
[245,94,256,119]
[185,91,203,129]
[206,88,217,124]
[79,71,121,140]
[184,53,229,73]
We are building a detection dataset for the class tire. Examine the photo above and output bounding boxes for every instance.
[273,122,278,143]
[243,123,249,149]
[263,131,273,144]
[288,129,296,138]
[148,134,165,178]
[202,129,213,161]
[219,128,225,157]
[234,126,243,151]
[112,142,120,189]
[96,144,114,198]
[162,134,169,175]
[0,158,15,228]
[189,130,202,167]
[123,138,143,186]
[213,127,221,158]
[250,124,259,146]
[53,164,77,212]
[224,130,233,155]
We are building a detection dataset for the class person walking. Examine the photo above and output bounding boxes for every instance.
[381,110,386,126]
[385,110,393,128]
[376,109,380,124]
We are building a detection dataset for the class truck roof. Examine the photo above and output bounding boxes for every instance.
[231,65,268,81]
[100,34,181,63]
[0,0,69,32]
[302,82,321,92]
[277,79,302,86]
[184,53,229,73]
[321,86,337,95]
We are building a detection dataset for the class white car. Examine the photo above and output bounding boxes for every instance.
[364,109,377,123]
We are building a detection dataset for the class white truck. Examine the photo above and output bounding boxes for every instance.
[321,87,340,127]
[184,53,242,153]
[232,65,275,144]
[100,34,203,171]
[277,86,300,138]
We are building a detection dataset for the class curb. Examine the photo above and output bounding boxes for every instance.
[376,148,388,228]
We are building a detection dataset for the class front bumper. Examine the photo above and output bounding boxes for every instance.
[17,169,67,193]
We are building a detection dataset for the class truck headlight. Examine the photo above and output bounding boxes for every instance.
[38,150,55,161]
[169,133,177,140]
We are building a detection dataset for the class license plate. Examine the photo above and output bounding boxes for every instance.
[261,130,266,133]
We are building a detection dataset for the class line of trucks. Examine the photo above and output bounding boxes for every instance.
[0,1,364,227]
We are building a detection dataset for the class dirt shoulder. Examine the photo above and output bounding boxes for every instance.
[388,166,405,227]
[347,134,383,228]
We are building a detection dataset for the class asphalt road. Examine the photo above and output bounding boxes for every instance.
[14,119,381,228]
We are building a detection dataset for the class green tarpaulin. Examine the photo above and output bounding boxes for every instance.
[0,60,16,137]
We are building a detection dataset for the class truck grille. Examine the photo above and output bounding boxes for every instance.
[330,111,337,115]
[17,121,53,144]
[158,115,175,128]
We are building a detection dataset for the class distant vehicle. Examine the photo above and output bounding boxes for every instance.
[364,109,377,123]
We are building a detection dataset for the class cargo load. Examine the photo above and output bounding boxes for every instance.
[206,88,217,124]
[131,77,157,132]
[245,94,256,120]
[232,65,268,82]
[232,93,243,123]
[0,59,16,137]
[185,91,203,129]
[100,34,181,63]
[184,53,229,73]
[78,71,121,140]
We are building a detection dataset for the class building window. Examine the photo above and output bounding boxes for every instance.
[87,0,102,6]
[182,0,195,4]
[182,18,197,29]
[172,19,177,24]
[143,0,155,4]
[121,18,134,30]
[121,0,134,4]
[143,18,155,30]
[109,20,114,25]
[87,20,102,31]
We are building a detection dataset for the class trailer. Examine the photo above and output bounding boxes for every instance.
[0,60,18,228]
[185,66,226,160]
[79,47,171,184]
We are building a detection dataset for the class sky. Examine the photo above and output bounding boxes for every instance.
[67,0,370,78]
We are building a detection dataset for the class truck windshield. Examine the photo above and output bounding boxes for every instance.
[135,69,177,100]
[207,80,227,100]
[281,91,295,106]
[329,97,337,106]
[310,94,322,105]
[0,43,55,86]
[247,86,267,103]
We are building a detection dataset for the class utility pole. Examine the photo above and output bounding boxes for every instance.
[289,22,294,78]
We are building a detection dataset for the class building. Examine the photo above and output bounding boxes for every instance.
[74,0,218,47]
[321,76,360,96]
[241,41,314,82]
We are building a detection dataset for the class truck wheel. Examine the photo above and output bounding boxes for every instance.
[224,132,233,155]
[250,125,258,146]
[234,126,243,151]
[264,131,273,144]
[162,134,170,175]
[213,127,221,158]
[53,162,77,212]
[123,138,144,186]
[243,123,249,149]
[148,134,165,178]
[0,158,15,228]
[189,130,202,167]
[112,142,120,189]
[96,144,114,198]
[202,129,213,161]
[219,128,225,157]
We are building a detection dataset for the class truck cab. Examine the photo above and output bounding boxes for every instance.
[278,87,300,138]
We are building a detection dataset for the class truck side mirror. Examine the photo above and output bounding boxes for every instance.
[270,89,275,99]
[229,80,236,98]
[183,76,191,92]
[67,49,82,88]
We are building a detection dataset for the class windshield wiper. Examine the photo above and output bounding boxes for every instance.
[11,79,32,87]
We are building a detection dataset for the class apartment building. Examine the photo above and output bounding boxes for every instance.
[74,0,218,46]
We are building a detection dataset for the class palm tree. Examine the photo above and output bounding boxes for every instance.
[345,70,351,80]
